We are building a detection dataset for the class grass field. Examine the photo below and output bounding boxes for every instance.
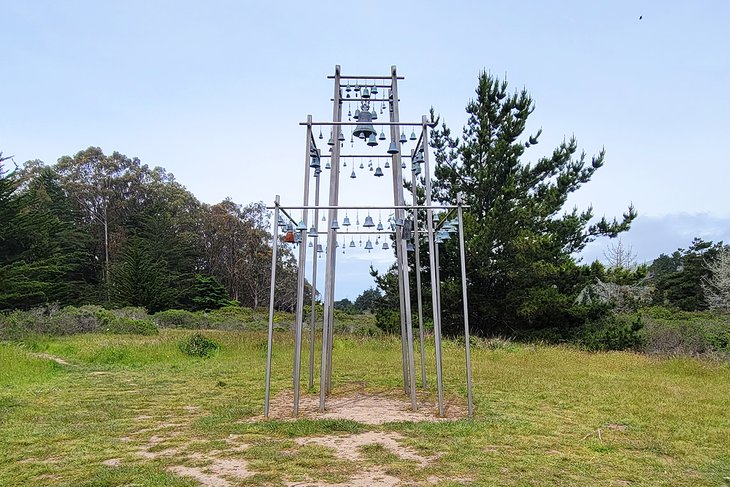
[1,329,729,486]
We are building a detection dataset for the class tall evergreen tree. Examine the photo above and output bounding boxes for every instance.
[411,73,636,335]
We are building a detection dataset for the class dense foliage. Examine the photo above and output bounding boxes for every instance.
[0,148,301,313]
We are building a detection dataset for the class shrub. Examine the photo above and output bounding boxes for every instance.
[153,309,207,329]
[178,333,220,358]
[105,317,158,336]
[577,314,644,352]
[641,307,730,357]
[111,307,149,320]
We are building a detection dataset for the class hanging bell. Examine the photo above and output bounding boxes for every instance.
[375,236,379,245]
[350,168,356,178]
[438,230,450,240]
[295,232,302,244]
[401,161,406,169]
[345,81,351,92]
[316,244,323,253]
[331,219,340,230]
[364,239,373,251]
[387,141,399,154]
[374,166,384,177]
[369,166,374,172]
[371,85,378,95]
[308,226,317,237]
[277,215,285,226]
[353,110,377,140]
[325,161,331,169]
[327,133,334,146]
[400,131,407,144]
[371,108,377,120]
[285,231,295,243]
[350,133,354,144]
[343,159,347,167]
[359,161,364,169]
[348,107,352,118]
[379,130,386,141]
[354,109,360,119]
[319,128,323,139]
[297,220,307,231]
[413,163,422,176]
[377,222,384,231]
[367,133,378,147]
[354,83,360,92]
[410,129,417,141]
[343,215,351,226]
[308,241,313,247]
[309,150,320,168]
[382,242,389,250]
[338,130,345,142]
[363,215,375,228]
[407,242,415,252]
[349,240,355,248]
[286,223,294,232]
[395,218,405,227]
[361,87,370,98]
[384,160,390,169]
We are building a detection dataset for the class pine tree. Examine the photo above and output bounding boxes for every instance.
[423,73,636,335]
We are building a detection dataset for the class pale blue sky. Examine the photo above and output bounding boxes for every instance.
[2,1,729,298]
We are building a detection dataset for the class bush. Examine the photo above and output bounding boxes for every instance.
[577,314,644,352]
[178,333,220,358]
[105,317,158,335]
[153,309,207,329]
[641,306,730,357]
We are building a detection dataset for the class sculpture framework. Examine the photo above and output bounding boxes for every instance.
[264,65,473,418]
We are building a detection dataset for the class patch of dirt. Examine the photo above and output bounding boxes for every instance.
[286,468,402,487]
[296,431,432,466]
[34,352,74,366]
[604,423,630,432]
[102,458,121,467]
[258,389,466,425]
[168,466,231,487]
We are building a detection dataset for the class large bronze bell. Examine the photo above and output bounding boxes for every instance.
[353,110,377,139]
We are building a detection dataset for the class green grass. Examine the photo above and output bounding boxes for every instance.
[0,329,729,486]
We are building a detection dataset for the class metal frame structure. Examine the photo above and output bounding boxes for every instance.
[264,66,473,419]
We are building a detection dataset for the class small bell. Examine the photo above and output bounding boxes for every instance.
[338,131,345,142]
[308,226,317,237]
[331,219,340,230]
[297,220,307,231]
[328,134,334,146]
[343,215,351,226]
[359,161,364,169]
[371,108,378,120]
[319,128,323,139]
[401,161,406,169]
[400,131,407,144]
[365,239,373,251]
[361,87,370,98]
[413,163,422,176]
[295,232,302,244]
[349,240,356,248]
[348,107,352,118]
[369,166,373,172]
[367,133,378,147]
[350,168,356,179]
[371,85,378,95]
[354,83,360,92]
[379,130,386,141]
[384,160,390,169]
[345,81,351,92]
[322,215,326,221]
[310,152,320,168]
[377,222,384,231]
[316,244,324,253]
[382,242,389,250]
[354,109,361,119]
[407,242,415,252]
[285,231,295,243]
[410,129,417,140]
[325,161,331,169]
[374,166,384,177]
[387,141,399,154]
[363,215,375,227]
[308,241,313,247]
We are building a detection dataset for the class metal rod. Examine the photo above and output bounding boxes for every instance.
[308,171,321,390]
[301,121,437,127]
[264,195,281,418]
[320,64,342,411]
[411,162,427,388]
[421,116,445,416]
[457,198,473,418]
[388,66,410,398]
[267,205,467,211]
[320,154,418,158]
[292,117,312,416]
[328,75,404,80]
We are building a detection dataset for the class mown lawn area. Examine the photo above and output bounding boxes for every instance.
[1,329,729,486]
